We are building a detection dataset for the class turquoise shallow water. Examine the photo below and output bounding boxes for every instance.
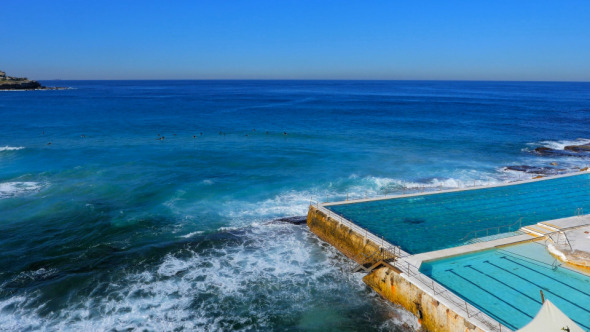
[420,242,590,330]
[327,173,590,254]
[1,80,590,330]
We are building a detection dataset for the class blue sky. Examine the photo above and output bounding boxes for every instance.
[2,1,590,80]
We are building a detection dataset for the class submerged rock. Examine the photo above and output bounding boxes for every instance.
[532,146,587,158]
[564,145,590,152]
[504,165,564,175]
[534,147,555,155]
[273,216,307,225]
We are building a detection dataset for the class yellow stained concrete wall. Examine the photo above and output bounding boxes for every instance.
[363,267,486,332]
[307,205,382,264]
[307,205,487,332]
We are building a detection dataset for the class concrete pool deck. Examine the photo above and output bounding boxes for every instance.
[307,170,590,332]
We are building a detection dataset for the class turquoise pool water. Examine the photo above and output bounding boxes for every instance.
[420,242,590,330]
[327,174,590,253]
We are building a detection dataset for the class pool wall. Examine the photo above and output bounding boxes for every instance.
[363,267,485,332]
[307,205,382,265]
[307,205,492,332]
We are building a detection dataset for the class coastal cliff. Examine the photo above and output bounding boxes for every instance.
[0,70,44,90]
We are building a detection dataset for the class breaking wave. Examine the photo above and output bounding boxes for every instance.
[0,146,25,152]
[534,138,590,150]
[0,223,418,331]
[0,182,43,199]
[222,172,504,222]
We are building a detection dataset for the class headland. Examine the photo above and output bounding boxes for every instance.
[0,70,66,90]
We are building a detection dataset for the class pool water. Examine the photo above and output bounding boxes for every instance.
[420,242,590,330]
[327,173,590,253]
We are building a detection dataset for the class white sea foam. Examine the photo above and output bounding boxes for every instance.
[0,182,42,199]
[0,146,25,152]
[179,231,204,238]
[223,172,504,221]
[224,190,314,220]
[0,223,414,331]
[536,138,590,150]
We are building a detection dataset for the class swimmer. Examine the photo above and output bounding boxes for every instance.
[47,142,52,145]
[193,135,196,138]
[283,132,287,135]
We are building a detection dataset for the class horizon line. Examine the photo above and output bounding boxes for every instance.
[37,78,590,83]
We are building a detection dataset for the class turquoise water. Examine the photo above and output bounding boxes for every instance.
[420,242,590,330]
[328,173,590,254]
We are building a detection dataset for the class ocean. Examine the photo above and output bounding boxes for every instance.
[1,80,589,331]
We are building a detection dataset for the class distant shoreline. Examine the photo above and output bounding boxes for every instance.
[0,69,69,91]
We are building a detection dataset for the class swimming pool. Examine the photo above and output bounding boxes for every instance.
[327,173,590,253]
[420,241,590,330]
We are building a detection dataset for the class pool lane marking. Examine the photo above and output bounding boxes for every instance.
[445,268,533,321]
[484,260,590,330]
[464,264,541,305]
[499,256,590,298]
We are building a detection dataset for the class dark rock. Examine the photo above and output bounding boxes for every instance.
[0,69,45,90]
[534,147,555,155]
[274,216,307,225]
[564,145,590,152]
[0,80,42,90]
[531,146,584,158]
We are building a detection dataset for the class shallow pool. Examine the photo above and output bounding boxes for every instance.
[327,173,590,253]
[420,241,590,330]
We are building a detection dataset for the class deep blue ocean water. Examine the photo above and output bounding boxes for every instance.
[1,80,589,331]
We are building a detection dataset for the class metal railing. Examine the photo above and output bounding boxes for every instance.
[390,259,510,332]
[546,230,573,252]
[461,217,523,243]
[576,207,584,216]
